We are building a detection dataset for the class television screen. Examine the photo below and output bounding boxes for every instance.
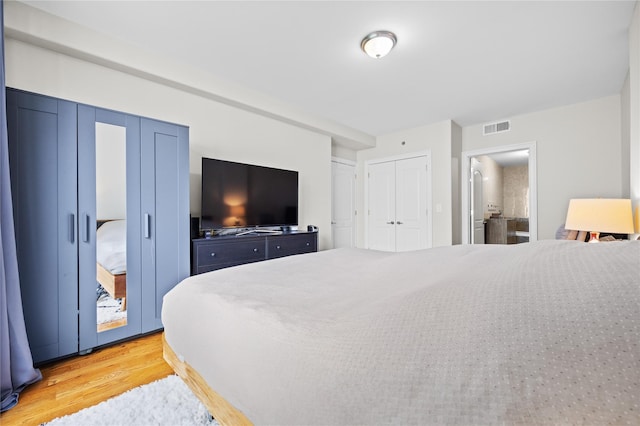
[201,158,298,230]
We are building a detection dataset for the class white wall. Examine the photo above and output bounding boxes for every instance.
[476,155,503,219]
[462,95,623,239]
[503,165,529,219]
[356,120,453,248]
[450,122,462,244]
[622,73,631,200]
[6,38,334,249]
[629,1,640,238]
[331,145,357,162]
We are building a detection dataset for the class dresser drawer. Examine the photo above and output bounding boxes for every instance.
[195,259,260,275]
[267,234,317,259]
[195,239,265,267]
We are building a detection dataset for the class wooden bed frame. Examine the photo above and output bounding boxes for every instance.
[97,262,127,311]
[162,333,253,426]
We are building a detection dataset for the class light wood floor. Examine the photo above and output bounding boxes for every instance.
[0,332,173,425]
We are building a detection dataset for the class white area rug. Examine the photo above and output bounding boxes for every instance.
[46,375,219,426]
[96,292,127,325]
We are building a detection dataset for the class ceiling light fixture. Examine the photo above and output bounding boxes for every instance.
[361,30,397,59]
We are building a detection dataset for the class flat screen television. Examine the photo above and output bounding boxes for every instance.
[200,157,298,231]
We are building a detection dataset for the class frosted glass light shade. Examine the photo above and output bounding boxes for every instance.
[361,31,397,59]
[565,198,634,242]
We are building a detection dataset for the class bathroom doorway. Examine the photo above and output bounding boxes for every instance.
[461,142,537,244]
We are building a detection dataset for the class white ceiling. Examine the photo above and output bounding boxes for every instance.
[19,0,636,137]
[486,149,529,167]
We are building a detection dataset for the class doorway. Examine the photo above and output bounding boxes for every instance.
[461,142,537,244]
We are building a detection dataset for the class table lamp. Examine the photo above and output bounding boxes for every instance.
[564,198,634,243]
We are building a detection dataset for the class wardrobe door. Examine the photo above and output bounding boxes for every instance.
[7,89,78,364]
[140,118,189,332]
[78,106,142,352]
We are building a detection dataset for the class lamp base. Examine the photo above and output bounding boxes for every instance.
[588,231,600,243]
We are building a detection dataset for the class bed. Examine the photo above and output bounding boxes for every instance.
[162,240,639,425]
[96,219,127,310]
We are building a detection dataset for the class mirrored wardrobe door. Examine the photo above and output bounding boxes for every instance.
[78,106,142,352]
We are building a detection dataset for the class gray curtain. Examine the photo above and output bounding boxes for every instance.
[0,0,42,412]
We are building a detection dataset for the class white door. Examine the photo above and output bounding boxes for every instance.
[395,156,429,252]
[367,156,430,252]
[368,161,396,251]
[331,161,356,248]
[471,169,485,244]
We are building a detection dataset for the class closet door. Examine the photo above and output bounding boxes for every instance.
[367,155,430,252]
[395,156,429,252]
[78,106,142,351]
[140,118,189,332]
[367,161,396,251]
[7,89,78,364]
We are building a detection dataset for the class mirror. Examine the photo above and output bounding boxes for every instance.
[95,123,127,332]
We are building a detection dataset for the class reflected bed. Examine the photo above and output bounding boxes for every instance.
[96,219,126,310]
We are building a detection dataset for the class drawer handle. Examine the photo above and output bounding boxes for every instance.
[253,248,258,252]
[276,245,281,249]
[210,253,216,257]
[306,242,310,246]
[82,213,90,243]
[144,213,151,239]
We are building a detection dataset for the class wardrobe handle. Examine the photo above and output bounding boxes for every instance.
[386,221,395,225]
[82,213,90,243]
[144,213,151,239]
[397,221,403,225]
[69,214,75,243]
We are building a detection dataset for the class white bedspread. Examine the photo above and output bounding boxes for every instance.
[96,220,126,275]
[162,240,640,425]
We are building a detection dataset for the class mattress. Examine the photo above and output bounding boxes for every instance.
[96,219,126,275]
[162,240,640,425]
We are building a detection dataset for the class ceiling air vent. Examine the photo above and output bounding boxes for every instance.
[483,120,511,136]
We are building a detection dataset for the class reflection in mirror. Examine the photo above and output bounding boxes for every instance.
[95,123,127,332]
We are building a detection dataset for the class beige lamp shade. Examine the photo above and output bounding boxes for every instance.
[565,199,634,235]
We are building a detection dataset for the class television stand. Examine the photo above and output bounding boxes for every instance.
[191,231,318,275]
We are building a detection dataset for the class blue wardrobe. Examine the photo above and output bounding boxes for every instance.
[7,88,190,364]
